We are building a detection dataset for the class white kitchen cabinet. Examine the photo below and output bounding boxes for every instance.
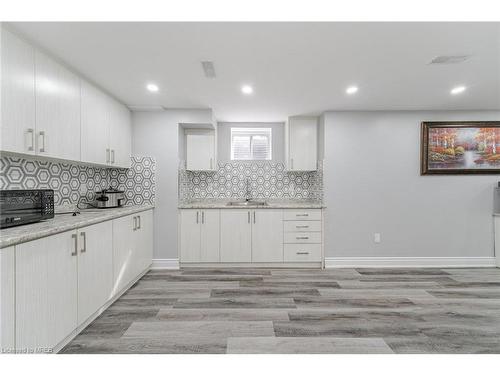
[1,28,36,155]
[108,98,132,168]
[77,221,113,325]
[112,211,153,294]
[81,82,131,168]
[220,210,252,262]
[180,209,220,263]
[0,246,15,352]
[286,116,318,171]
[16,231,77,351]
[251,209,283,262]
[186,133,216,171]
[80,80,110,165]
[35,50,81,161]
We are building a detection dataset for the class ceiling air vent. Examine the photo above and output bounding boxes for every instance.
[429,55,471,64]
[201,61,216,78]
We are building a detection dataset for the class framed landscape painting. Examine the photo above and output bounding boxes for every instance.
[421,121,500,175]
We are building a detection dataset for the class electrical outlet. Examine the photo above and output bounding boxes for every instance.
[374,233,381,243]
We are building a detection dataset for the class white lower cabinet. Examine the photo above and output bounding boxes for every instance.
[12,209,153,353]
[77,222,113,326]
[182,208,323,266]
[220,210,252,262]
[112,211,153,293]
[0,246,15,352]
[16,231,77,351]
[251,209,283,262]
[180,209,220,262]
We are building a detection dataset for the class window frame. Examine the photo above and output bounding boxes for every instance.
[230,127,272,161]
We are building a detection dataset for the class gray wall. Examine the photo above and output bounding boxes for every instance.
[323,111,500,259]
[132,109,213,260]
[217,122,285,162]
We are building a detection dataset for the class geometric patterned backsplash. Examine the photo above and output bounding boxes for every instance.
[179,161,323,202]
[0,156,156,207]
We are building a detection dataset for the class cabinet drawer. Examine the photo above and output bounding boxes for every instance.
[284,220,321,232]
[284,232,321,244]
[283,209,321,221]
[284,244,322,262]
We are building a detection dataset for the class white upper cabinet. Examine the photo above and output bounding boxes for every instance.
[1,28,36,154]
[108,97,132,168]
[80,80,110,165]
[81,82,131,168]
[35,50,81,161]
[186,133,216,171]
[286,116,318,171]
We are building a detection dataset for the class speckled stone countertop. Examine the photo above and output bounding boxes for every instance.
[178,200,325,209]
[0,205,154,249]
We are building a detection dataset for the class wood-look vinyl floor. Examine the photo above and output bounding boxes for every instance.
[61,267,500,354]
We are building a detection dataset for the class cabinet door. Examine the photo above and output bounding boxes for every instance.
[0,246,15,352]
[179,209,201,263]
[35,50,81,161]
[80,80,110,165]
[288,117,317,171]
[251,209,284,262]
[136,210,153,271]
[112,215,136,295]
[77,221,113,325]
[109,98,132,168]
[220,210,252,262]
[1,28,36,154]
[186,134,215,171]
[16,231,77,351]
[200,209,220,262]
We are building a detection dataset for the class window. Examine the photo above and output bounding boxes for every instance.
[231,128,272,160]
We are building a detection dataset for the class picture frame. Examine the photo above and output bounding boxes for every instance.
[421,121,500,175]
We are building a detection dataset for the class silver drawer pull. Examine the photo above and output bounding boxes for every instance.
[296,251,310,255]
[296,225,309,229]
[296,236,309,240]
[296,214,309,217]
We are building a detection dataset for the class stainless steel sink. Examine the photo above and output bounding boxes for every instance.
[226,201,268,207]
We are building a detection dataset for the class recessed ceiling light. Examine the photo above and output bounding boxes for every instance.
[450,85,466,95]
[346,86,358,95]
[146,83,159,92]
[241,85,253,95]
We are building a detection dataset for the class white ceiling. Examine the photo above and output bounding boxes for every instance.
[8,22,500,121]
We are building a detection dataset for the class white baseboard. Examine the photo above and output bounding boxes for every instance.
[325,256,497,268]
[152,258,180,269]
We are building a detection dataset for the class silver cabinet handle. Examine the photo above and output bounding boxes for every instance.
[111,149,115,164]
[27,128,34,151]
[80,232,86,253]
[39,131,46,153]
[296,214,309,217]
[253,211,256,224]
[137,215,141,229]
[210,158,213,169]
[296,251,309,255]
[291,158,294,170]
[296,236,309,240]
[296,225,309,229]
[196,211,199,224]
[106,149,110,163]
[202,211,205,224]
[248,211,250,224]
[71,233,78,256]
[133,216,137,230]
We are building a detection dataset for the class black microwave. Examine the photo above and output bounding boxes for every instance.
[0,189,55,229]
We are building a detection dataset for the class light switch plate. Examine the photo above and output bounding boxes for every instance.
[374,233,381,243]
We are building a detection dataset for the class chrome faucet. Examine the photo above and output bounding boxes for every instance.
[245,178,252,202]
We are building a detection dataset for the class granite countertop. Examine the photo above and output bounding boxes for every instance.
[0,205,154,249]
[178,200,325,209]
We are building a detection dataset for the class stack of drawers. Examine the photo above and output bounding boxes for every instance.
[283,209,322,262]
